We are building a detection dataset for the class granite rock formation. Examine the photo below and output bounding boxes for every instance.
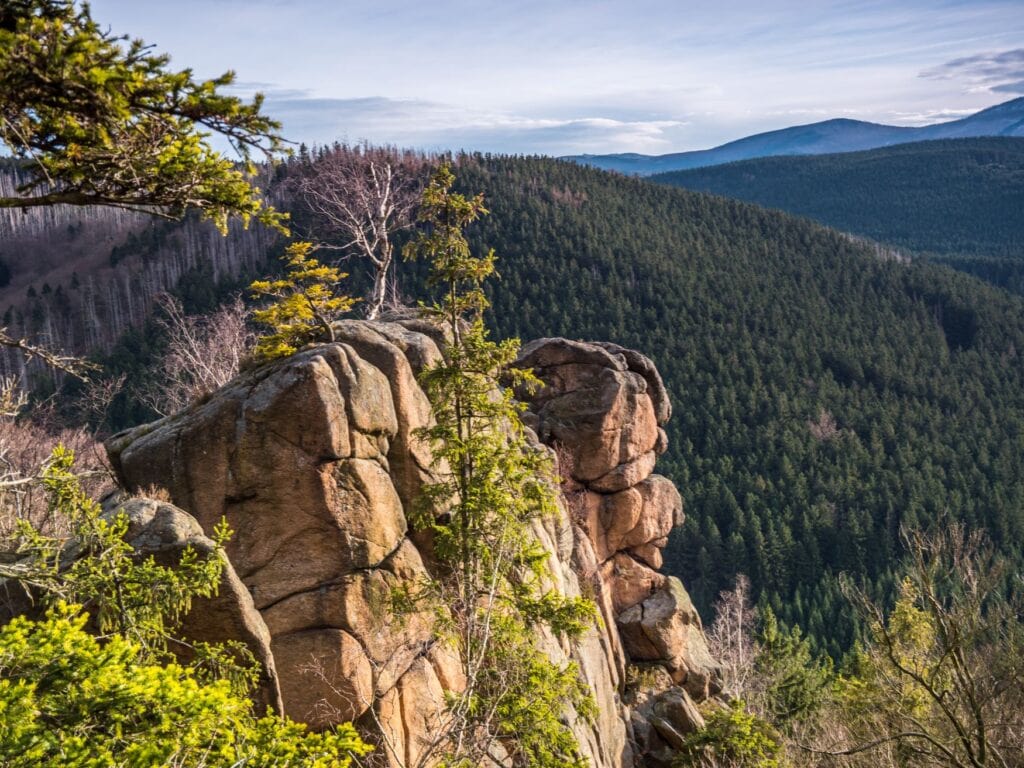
[103,319,721,767]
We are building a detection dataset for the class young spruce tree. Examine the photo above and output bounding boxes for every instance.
[250,241,356,360]
[402,165,596,768]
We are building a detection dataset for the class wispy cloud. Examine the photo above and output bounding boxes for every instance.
[886,107,979,125]
[921,48,1024,95]
[264,95,690,154]
[89,0,1024,153]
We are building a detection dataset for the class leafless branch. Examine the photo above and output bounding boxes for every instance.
[0,327,96,381]
[294,143,430,319]
[137,294,253,416]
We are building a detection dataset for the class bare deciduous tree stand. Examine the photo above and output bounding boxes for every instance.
[296,144,428,320]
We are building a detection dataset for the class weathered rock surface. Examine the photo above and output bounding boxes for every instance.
[516,338,723,764]
[103,495,284,715]
[618,578,721,700]
[100,324,720,768]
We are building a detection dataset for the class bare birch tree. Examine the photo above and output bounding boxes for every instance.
[707,573,758,700]
[139,294,254,416]
[296,144,428,319]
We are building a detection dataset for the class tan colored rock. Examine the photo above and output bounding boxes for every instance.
[574,491,609,559]
[427,641,467,694]
[106,341,411,603]
[589,450,657,493]
[272,628,373,726]
[106,495,284,716]
[378,309,453,364]
[515,339,659,486]
[617,578,722,701]
[105,335,421,728]
[102,327,718,768]
[572,525,628,687]
[616,475,683,550]
[369,686,406,768]
[332,320,444,513]
[362,641,464,768]
[243,350,355,459]
[630,710,658,757]
[394,656,448,768]
[594,342,672,425]
[601,552,667,614]
[261,540,434,696]
[654,427,669,456]
[329,458,407,568]
[602,487,645,554]
[654,687,705,735]
[649,715,688,751]
[515,336,725,764]
[531,521,631,768]
[516,337,628,375]
[629,543,664,570]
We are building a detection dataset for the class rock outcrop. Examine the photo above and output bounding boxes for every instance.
[103,319,720,767]
[105,496,285,715]
[515,339,722,764]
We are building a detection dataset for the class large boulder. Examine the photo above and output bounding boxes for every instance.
[617,578,722,700]
[104,495,284,715]
[516,338,661,485]
[515,338,722,766]
[107,344,408,611]
[101,325,718,768]
[515,340,681,622]
[105,325,441,733]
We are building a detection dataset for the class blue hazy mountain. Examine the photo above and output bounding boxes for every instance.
[565,97,1024,175]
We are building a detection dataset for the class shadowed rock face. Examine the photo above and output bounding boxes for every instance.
[104,321,720,768]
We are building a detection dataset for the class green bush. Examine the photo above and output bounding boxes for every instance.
[0,446,372,766]
[675,700,784,768]
[0,603,371,767]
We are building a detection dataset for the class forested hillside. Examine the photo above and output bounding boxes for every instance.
[12,155,1024,659]
[443,157,1024,658]
[652,138,1024,294]
[0,159,281,385]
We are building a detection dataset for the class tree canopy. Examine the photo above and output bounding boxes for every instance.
[0,0,287,232]
[652,138,1024,295]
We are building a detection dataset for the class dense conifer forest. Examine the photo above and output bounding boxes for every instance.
[443,157,1024,658]
[14,155,1024,658]
[651,138,1024,295]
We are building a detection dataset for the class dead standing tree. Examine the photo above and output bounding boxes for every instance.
[706,573,758,700]
[297,144,428,319]
[137,294,254,416]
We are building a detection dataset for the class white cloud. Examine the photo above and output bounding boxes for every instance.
[265,95,690,154]
[87,0,1024,154]
[885,107,980,125]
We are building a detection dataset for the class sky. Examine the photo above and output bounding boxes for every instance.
[89,0,1024,156]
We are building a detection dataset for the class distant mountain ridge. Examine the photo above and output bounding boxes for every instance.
[564,97,1024,175]
[650,137,1024,295]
